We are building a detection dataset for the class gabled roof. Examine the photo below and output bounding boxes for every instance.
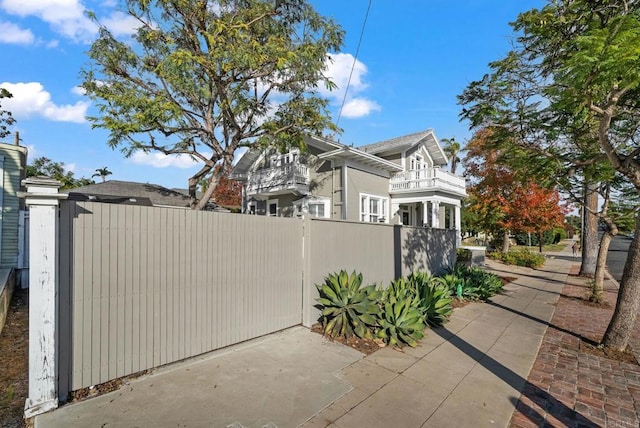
[231,134,403,176]
[359,129,448,166]
[317,146,403,172]
[66,180,191,208]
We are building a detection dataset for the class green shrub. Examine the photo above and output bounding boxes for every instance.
[439,266,504,302]
[457,266,503,300]
[316,270,381,339]
[499,249,545,268]
[456,248,472,263]
[407,272,453,327]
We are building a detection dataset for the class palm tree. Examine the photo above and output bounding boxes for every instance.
[92,167,112,183]
[441,138,461,174]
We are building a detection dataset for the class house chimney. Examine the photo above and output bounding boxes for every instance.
[14,131,19,146]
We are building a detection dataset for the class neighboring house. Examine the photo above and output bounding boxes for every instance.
[67,180,230,211]
[231,129,467,234]
[0,142,27,269]
[0,141,27,333]
[67,180,192,208]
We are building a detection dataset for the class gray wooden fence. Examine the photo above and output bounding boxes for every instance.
[58,201,303,394]
[55,201,456,397]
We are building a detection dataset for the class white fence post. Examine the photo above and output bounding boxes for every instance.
[19,177,67,418]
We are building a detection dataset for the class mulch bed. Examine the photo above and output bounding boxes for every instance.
[310,323,382,355]
[0,289,29,428]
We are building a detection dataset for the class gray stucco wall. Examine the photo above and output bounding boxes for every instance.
[345,166,390,222]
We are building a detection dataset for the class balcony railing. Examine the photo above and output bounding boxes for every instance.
[389,168,466,195]
[244,163,309,195]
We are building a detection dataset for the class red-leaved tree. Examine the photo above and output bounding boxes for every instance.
[498,183,568,252]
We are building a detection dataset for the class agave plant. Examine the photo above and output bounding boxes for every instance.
[376,296,425,348]
[408,272,453,327]
[382,277,418,304]
[316,270,381,339]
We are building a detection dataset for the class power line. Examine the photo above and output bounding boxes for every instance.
[336,0,372,128]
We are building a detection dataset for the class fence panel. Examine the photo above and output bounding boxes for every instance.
[302,219,456,327]
[60,201,303,391]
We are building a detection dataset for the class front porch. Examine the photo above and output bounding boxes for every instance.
[392,198,461,244]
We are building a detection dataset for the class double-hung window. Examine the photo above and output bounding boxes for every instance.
[360,193,388,223]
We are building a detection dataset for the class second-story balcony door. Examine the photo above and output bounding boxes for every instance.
[411,155,426,181]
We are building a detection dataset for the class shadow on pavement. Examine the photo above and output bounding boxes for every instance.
[485,300,599,346]
[431,327,599,427]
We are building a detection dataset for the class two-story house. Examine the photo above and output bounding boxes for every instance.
[231,129,466,240]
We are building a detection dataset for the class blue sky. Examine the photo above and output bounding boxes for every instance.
[0,0,544,189]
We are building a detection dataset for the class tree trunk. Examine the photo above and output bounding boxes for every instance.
[538,231,543,253]
[195,175,219,210]
[502,229,510,253]
[592,231,613,303]
[579,182,599,278]
[602,215,640,351]
[592,192,619,302]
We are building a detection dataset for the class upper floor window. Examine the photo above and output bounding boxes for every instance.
[360,193,388,223]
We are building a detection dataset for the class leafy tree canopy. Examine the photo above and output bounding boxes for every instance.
[81,0,345,209]
[0,88,15,139]
[27,156,94,190]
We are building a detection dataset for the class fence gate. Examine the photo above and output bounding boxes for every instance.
[58,201,303,396]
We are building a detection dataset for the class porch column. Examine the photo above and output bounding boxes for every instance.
[431,201,440,228]
[422,201,429,227]
[455,204,462,246]
[449,206,455,229]
[391,202,401,224]
[20,177,67,417]
[439,205,446,229]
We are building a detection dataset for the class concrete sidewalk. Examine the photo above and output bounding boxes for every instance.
[35,256,573,428]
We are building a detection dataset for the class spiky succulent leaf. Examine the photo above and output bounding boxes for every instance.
[316,270,380,339]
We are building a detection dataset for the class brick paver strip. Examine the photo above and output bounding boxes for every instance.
[509,264,640,428]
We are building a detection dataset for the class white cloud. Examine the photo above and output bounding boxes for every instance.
[321,53,380,119]
[341,98,381,118]
[0,21,34,44]
[0,0,97,42]
[71,86,86,95]
[102,11,140,38]
[323,53,369,96]
[131,152,201,169]
[0,82,89,123]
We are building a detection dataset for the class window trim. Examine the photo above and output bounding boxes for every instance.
[267,199,278,217]
[359,193,389,223]
[293,196,330,219]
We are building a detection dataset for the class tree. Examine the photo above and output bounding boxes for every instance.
[499,182,567,253]
[460,0,640,351]
[200,165,242,207]
[0,88,15,139]
[464,128,521,252]
[441,137,462,174]
[92,167,112,182]
[27,157,94,189]
[82,0,344,210]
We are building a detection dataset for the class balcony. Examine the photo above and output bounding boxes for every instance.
[242,163,309,198]
[389,168,467,196]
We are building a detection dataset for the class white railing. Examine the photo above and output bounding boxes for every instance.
[246,162,309,194]
[389,168,466,194]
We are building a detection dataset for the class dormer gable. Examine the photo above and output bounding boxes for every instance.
[358,129,448,171]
